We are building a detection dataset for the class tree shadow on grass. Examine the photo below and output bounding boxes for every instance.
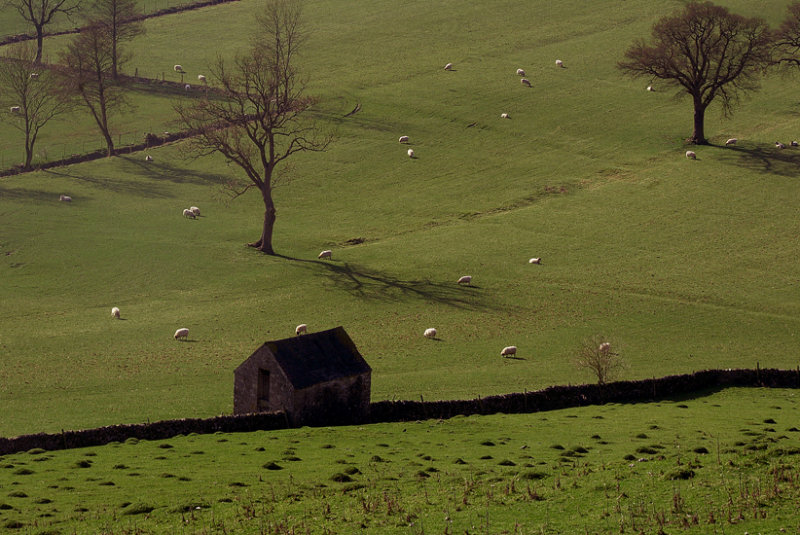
[276,254,497,311]
[0,184,62,203]
[716,144,800,177]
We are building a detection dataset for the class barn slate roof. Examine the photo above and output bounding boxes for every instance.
[248,326,370,390]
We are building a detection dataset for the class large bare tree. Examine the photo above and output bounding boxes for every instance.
[773,2,800,68]
[618,1,773,145]
[0,44,73,169]
[60,21,126,157]
[176,0,330,255]
[6,0,81,64]
[85,0,145,79]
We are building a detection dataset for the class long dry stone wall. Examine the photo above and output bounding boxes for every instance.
[1,368,798,455]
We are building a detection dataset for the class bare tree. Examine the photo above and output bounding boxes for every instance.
[0,44,73,169]
[573,336,625,385]
[5,0,81,64]
[773,2,800,68]
[59,21,127,157]
[85,0,145,79]
[618,1,773,145]
[175,0,331,255]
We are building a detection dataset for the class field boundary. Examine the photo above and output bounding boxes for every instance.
[1,367,798,455]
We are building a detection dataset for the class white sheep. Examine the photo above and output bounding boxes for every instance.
[197,74,206,82]
[398,135,409,143]
[318,249,332,259]
[685,150,696,160]
[598,342,611,354]
[174,327,189,340]
[501,345,517,357]
[424,328,437,339]
[521,78,531,87]
[725,138,737,146]
[646,85,654,91]
[29,73,38,79]
[457,275,472,285]
[555,59,564,67]
[516,68,526,76]
[145,154,153,161]
[408,148,415,158]
[190,206,200,216]
[775,141,786,149]
[295,323,307,335]
[792,141,799,147]
[184,84,191,91]
[10,106,20,113]
[174,64,183,72]
[111,307,120,319]
[444,62,453,71]
[500,113,509,119]
[59,194,72,202]
[183,208,196,219]
[528,257,541,264]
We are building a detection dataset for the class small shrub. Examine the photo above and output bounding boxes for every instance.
[74,460,92,468]
[623,454,636,461]
[636,446,658,455]
[664,468,695,480]
[573,335,625,384]
[330,473,352,483]
[521,471,548,480]
[344,467,361,475]
[122,503,155,515]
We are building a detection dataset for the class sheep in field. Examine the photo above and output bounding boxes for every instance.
[174,64,183,72]
[398,135,409,143]
[793,141,799,147]
[444,62,453,71]
[516,68,526,76]
[555,59,564,67]
[190,206,200,216]
[685,150,696,160]
[501,345,517,357]
[174,328,189,340]
[318,249,332,259]
[424,328,437,339]
[145,154,153,161]
[725,138,737,146]
[197,74,206,82]
[457,275,472,285]
[183,208,196,219]
[29,72,38,79]
[184,84,191,91]
[59,195,72,202]
[500,113,509,119]
[646,85,654,91]
[599,342,611,354]
[295,323,307,335]
[775,141,786,149]
[10,106,20,113]
[408,148,415,158]
[521,78,531,87]
[528,257,541,264]
[111,307,120,319]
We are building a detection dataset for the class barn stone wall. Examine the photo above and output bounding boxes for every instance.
[292,373,371,426]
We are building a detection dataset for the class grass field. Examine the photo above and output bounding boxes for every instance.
[1,0,799,438]
[1,387,799,534]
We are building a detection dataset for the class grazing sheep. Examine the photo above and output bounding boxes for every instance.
[197,74,206,82]
[184,84,191,91]
[174,327,189,340]
[555,59,564,67]
[111,307,120,319]
[444,62,453,71]
[29,73,38,79]
[528,257,541,264]
[457,275,472,285]
[500,113,509,119]
[398,135,409,143]
[424,328,437,339]
[183,208,196,219]
[599,342,611,353]
[59,194,72,202]
[685,150,696,160]
[10,106,20,113]
[725,138,737,146]
[775,141,786,149]
[516,68,526,76]
[646,85,654,91]
[318,249,332,259]
[408,148,415,158]
[145,154,153,161]
[501,345,517,357]
[793,141,799,147]
[521,78,532,87]
[174,64,183,72]
[295,323,307,335]
[190,206,200,216]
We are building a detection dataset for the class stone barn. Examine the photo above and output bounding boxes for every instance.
[233,326,371,426]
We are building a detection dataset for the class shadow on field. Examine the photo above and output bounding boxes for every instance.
[717,144,800,177]
[277,255,497,310]
[0,184,64,202]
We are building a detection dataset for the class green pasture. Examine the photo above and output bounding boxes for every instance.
[1,0,800,438]
[1,388,799,534]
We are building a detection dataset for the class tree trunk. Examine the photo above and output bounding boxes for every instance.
[249,186,276,254]
[35,26,44,65]
[689,102,708,145]
[102,129,115,156]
